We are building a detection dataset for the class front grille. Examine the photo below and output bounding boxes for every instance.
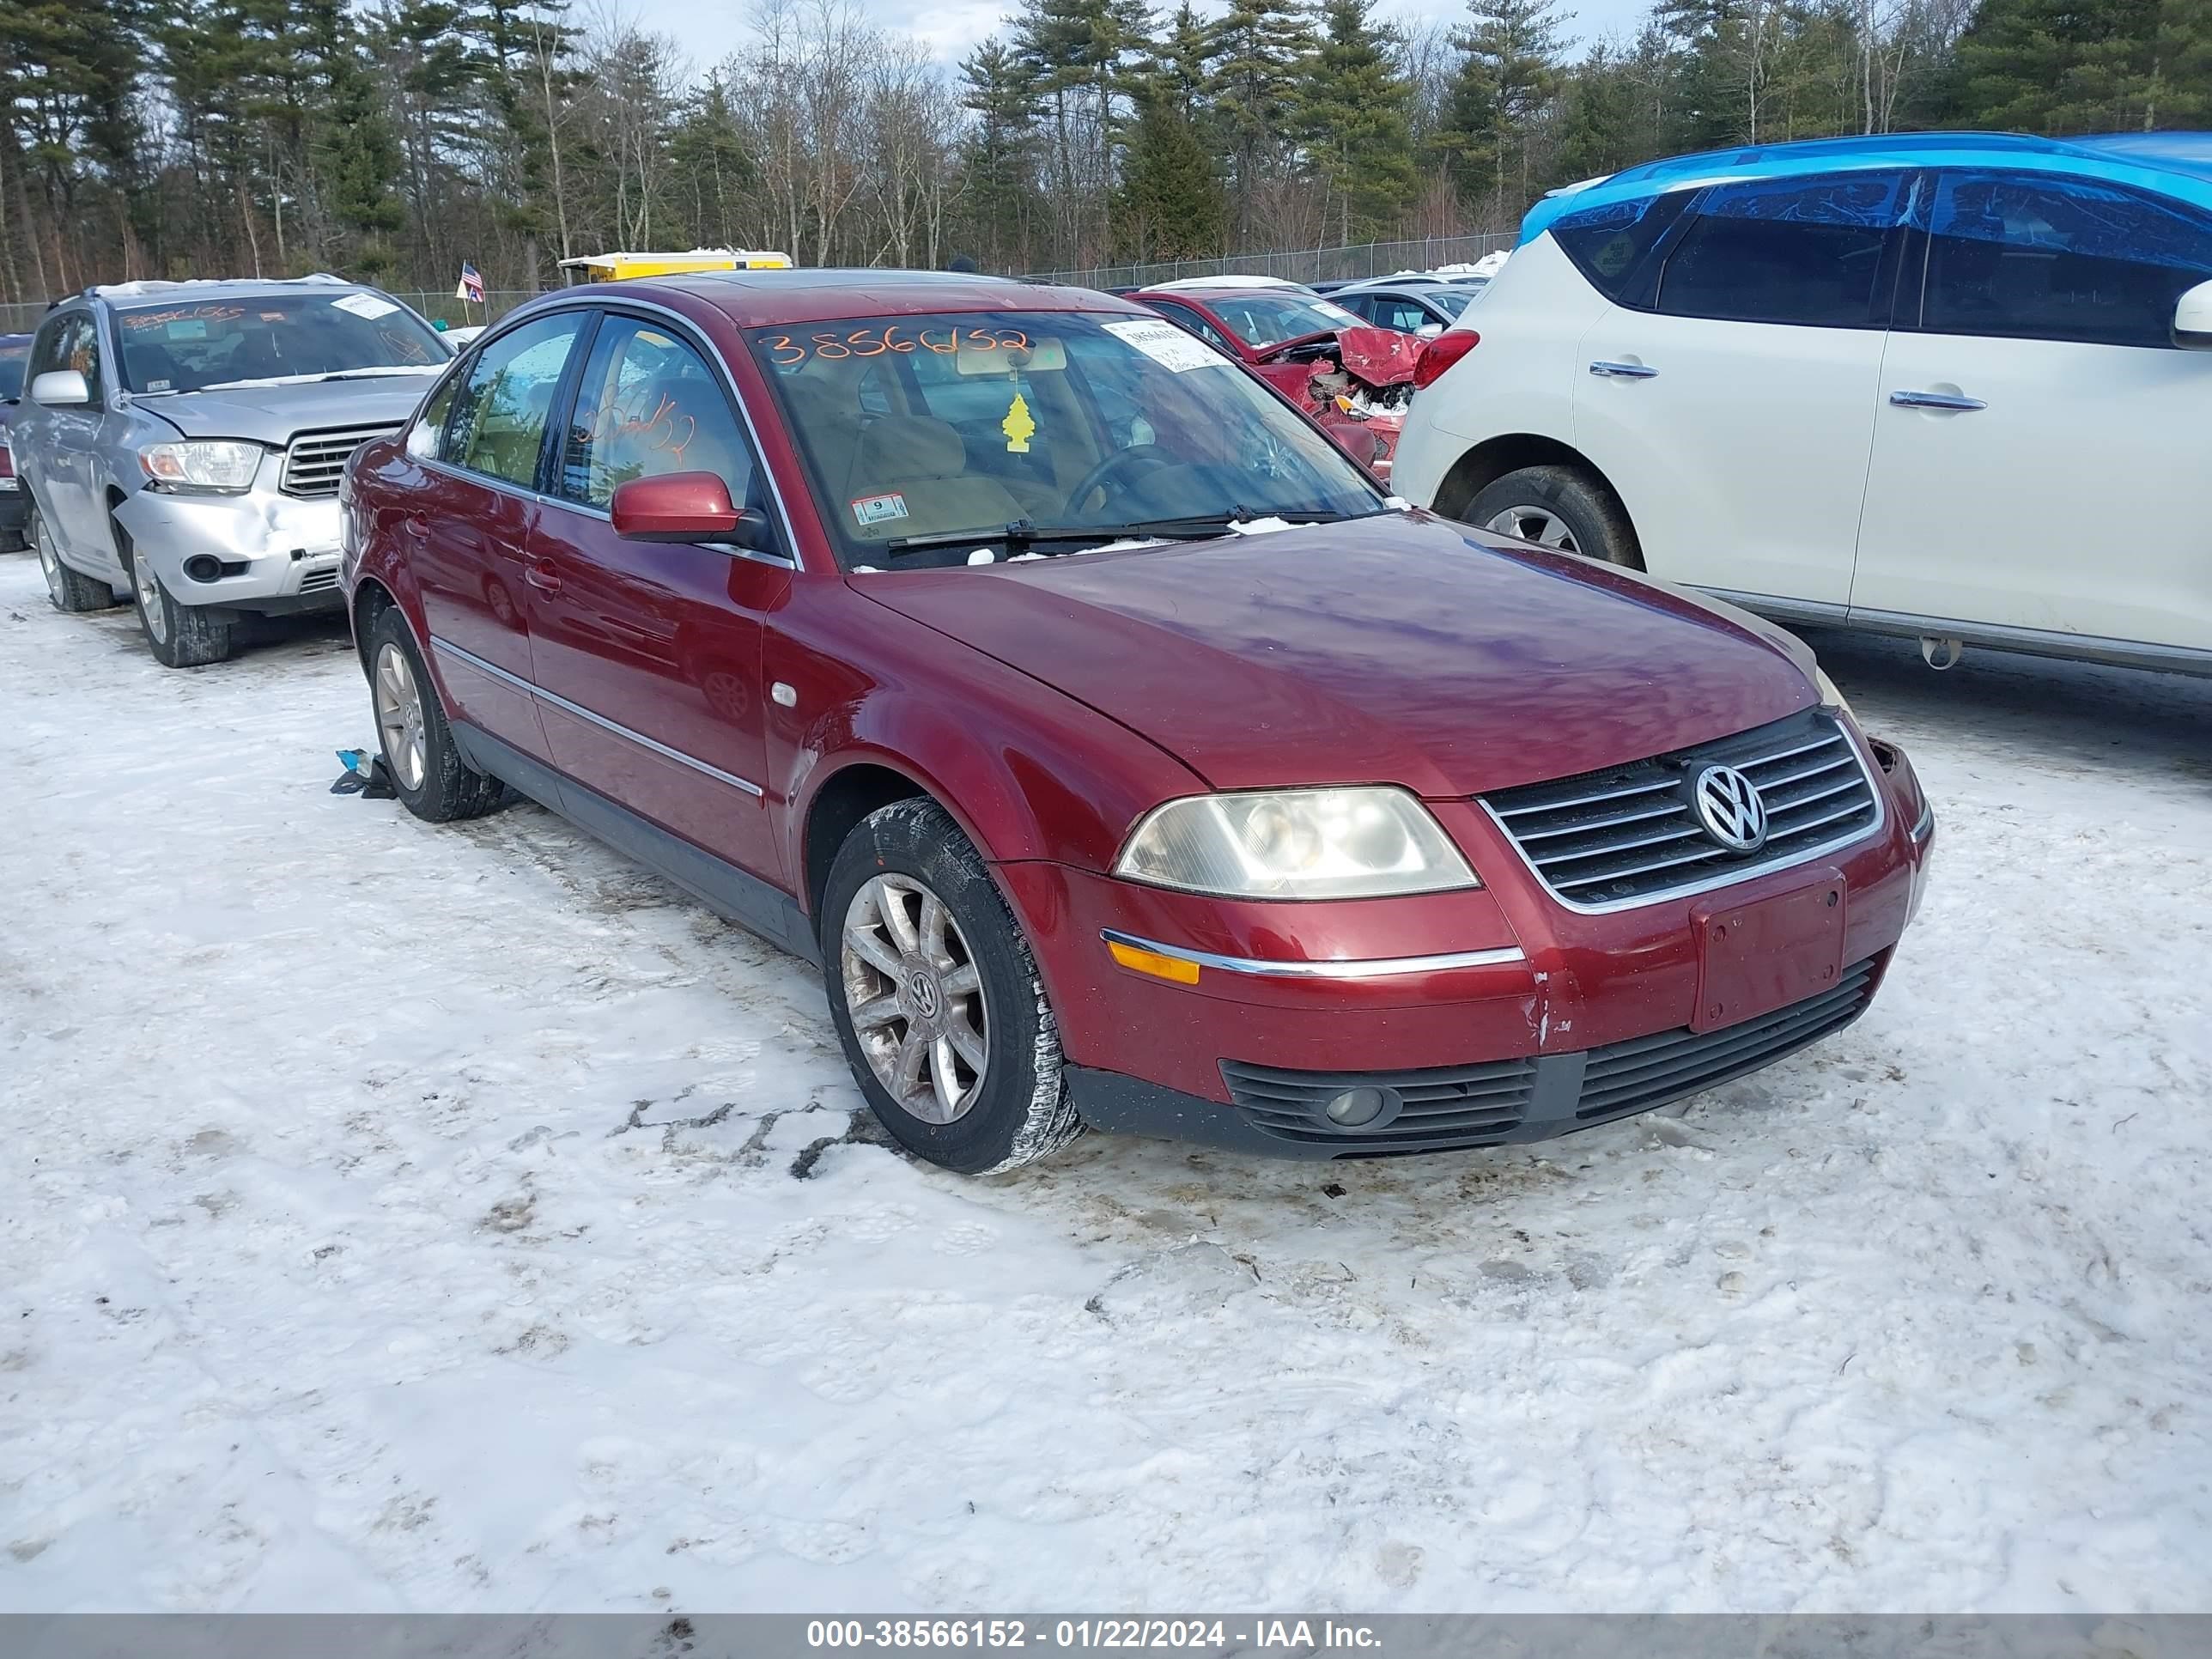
[296,567,342,594]
[1218,957,1877,1156]
[281,424,398,498]
[1222,1055,1534,1150]
[1480,708,1881,909]
[1573,957,1875,1122]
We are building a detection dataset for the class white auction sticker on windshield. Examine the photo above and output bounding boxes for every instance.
[331,292,402,319]
[1102,318,1230,373]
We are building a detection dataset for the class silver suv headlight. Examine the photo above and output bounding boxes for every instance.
[1115,787,1480,900]
[140,440,264,494]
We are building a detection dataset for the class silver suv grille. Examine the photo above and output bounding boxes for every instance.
[281,424,398,498]
[1480,708,1882,910]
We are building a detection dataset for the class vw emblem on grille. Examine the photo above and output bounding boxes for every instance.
[1691,764,1769,853]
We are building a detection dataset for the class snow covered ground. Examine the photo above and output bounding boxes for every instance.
[2,550,2209,1615]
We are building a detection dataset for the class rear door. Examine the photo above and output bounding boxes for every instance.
[412,309,589,762]
[526,308,790,887]
[1571,170,1907,607]
[1850,168,2212,650]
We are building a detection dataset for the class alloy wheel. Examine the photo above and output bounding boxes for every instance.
[134,553,170,645]
[374,641,428,793]
[1484,504,1579,552]
[840,872,990,1125]
[33,511,61,600]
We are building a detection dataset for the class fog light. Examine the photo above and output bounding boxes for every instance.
[183,555,223,583]
[1323,1085,1396,1129]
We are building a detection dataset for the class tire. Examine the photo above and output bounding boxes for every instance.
[1466,464,1642,570]
[367,606,507,823]
[122,522,233,668]
[822,799,1083,1175]
[31,496,120,613]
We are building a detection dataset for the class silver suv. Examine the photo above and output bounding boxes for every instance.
[12,276,452,666]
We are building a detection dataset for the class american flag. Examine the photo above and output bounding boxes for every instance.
[454,261,485,304]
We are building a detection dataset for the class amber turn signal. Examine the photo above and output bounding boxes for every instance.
[1106,938,1200,985]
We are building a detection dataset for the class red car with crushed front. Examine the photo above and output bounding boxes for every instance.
[339,270,1936,1175]
[1132,283,1419,478]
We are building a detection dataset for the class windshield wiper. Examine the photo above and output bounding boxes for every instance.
[881,506,1383,560]
[882,520,1153,558]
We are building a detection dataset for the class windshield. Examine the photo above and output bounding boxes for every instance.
[112,292,448,394]
[747,310,1388,571]
[0,340,26,400]
[1193,293,1366,350]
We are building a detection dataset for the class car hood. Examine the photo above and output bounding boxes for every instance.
[854,513,1816,798]
[130,375,438,443]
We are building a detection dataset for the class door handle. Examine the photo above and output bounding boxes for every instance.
[1589,361,1658,379]
[524,560,562,596]
[1889,390,1986,410]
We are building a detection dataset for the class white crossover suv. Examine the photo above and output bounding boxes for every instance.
[1391,131,2212,677]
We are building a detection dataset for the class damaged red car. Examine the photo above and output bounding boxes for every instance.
[341,270,1935,1177]
[1133,283,1419,478]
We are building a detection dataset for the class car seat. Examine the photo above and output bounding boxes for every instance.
[846,415,1024,542]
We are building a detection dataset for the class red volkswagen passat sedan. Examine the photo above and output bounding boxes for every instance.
[339,270,1936,1175]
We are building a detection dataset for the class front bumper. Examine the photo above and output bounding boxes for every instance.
[112,485,345,612]
[1005,732,1933,1158]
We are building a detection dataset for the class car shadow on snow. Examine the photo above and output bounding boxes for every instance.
[1800,626,2212,791]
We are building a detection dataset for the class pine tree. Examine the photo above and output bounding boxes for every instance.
[1442,0,1567,222]
[1296,0,1415,244]
[669,76,757,250]
[960,40,1042,270]
[1117,89,1227,258]
[1143,2,1217,121]
[1209,0,1319,243]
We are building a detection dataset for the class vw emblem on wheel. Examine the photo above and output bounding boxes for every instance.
[1691,764,1769,853]
[907,971,941,1022]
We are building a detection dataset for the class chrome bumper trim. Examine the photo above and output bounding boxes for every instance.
[1101,928,1525,980]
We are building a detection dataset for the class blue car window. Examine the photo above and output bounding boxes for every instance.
[1657,171,1907,328]
[1918,170,2212,348]
[1550,188,1693,307]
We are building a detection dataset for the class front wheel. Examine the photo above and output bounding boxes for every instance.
[125,531,233,668]
[1467,465,1642,570]
[823,799,1083,1174]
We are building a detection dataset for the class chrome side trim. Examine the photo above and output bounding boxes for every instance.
[1698,589,1851,630]
[429,634,765,799]
[1476,716,1888,917]
[1911,799,1935,843]
[1101,928,1525,980]
[1844,605,2212,678]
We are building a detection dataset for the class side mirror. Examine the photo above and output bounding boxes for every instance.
[2174,279,2212,349]
[30,369,90,407]
[610,471,772,551]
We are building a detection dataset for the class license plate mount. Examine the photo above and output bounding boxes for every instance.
[1691,871,1847,1034]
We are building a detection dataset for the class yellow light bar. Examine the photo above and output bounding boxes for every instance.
[1107,938,1200,985]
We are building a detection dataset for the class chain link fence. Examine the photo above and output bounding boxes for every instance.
[1023,234,1517,291]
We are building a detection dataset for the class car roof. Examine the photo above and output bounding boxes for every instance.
[572,269,1148,328]
[82,275,381,308]
[1519,129,2212,245]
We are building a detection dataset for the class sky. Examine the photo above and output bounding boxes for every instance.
[619,0,1658,77]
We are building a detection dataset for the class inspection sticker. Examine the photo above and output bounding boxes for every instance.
[1101,318,1230,373]
[331,292,402,319]
[851,492,909,528]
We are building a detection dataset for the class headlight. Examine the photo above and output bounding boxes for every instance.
[140,440,264,493]
[1814,666,1856,720]
[1115,787,1479,900]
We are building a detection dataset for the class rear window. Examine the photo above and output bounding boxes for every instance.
[1549,189,1692,306]
[112,292,449,394]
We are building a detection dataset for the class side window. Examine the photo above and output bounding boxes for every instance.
[558,315,755,510]
[1149,301,1234,354]
[67,316,105,401]
[1336,295,1378,324]
[27,316,69,380]
[1379,298,1431,333]
[1918,171,2212,348]
[1657,172,1906,327]
[1550,188,1693,307]
[443,313,586,487]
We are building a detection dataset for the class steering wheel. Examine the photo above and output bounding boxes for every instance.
[1063,444,1173,521]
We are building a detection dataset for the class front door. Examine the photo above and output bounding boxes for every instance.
[1572,169,1906,608]
[1850,168,2212,650]
[23,312,116,571]
[411,310,589,762]
[526,310,790,886]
